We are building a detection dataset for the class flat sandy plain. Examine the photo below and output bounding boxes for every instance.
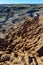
[0,4,43,65]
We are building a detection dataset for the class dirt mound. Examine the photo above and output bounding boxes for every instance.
[0,16,43,65]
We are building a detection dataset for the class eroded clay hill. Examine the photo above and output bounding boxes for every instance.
[0,16,43,65]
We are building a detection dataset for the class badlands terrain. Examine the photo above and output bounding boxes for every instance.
[0,4,43,65]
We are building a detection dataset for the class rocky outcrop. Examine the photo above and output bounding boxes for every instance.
[0,16,43,65]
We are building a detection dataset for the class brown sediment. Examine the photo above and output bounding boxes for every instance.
[0,16,43,65]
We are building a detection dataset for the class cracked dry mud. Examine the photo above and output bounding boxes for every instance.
[0,16,43,65]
